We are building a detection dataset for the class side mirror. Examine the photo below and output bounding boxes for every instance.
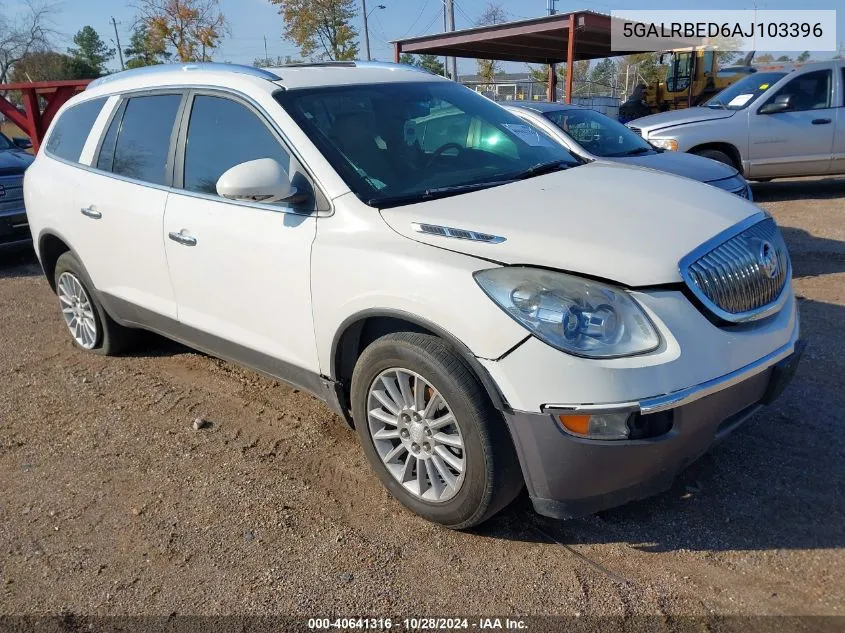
[216,158,299,204]
[13,137,32,150]
[759,93,792,114]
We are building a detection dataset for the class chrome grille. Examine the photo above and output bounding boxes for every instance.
[627,126,643,137]
[680,216,790,322]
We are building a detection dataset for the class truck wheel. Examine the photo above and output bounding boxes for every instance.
[54,251,133,355]
[693,148,737,170]
[351,332,523,529]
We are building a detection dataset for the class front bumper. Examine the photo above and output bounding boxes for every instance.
[502,338,805,520]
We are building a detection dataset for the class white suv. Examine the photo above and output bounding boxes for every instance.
[25,62,803,529]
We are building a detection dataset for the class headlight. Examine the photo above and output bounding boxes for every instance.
[474,267,660,358]
[650,137,678,151]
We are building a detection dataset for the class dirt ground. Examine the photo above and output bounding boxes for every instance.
[1,177,843,623]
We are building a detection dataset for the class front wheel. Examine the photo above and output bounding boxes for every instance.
[351,332,523,529]
[692,148,738,170]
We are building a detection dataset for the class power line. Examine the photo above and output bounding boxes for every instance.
[401,0,432,38]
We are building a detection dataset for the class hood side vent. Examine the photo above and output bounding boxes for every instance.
[411,222,505,244]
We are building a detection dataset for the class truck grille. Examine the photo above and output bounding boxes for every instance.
[680,217,790,323]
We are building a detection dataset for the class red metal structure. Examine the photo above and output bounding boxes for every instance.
[0,79,91,152]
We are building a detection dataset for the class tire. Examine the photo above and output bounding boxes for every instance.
[351,332,523,529]
[693,148,737,170]
[53,251,134,355]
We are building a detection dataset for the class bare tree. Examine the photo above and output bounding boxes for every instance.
[475,3,506,90]
[0,0,57,83]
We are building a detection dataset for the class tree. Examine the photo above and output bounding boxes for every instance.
[10,51,98,82]
[475,3,506,87]
[136,0,227,62]
[399,53,445,76]
[755,53,774,63]
[776,55,792,62]
[271,0,358,61]
[254,54,301,68]
[68,26,114,74]
[417,54,444,76]
[124,24,171,68]
[589,57,616,93]
[796,50,811,63]
[0,0,56,83]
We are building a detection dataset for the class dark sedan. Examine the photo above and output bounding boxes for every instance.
[504,102,753,199]
[0,132,34,250]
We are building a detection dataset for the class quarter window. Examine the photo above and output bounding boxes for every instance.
[45,97,107,162]
[767,69,832,112]
[102,94,182,185]
[182,95,290,196]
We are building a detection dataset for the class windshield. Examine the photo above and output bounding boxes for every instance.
[542,108,654,158]
[704,72,787,110]
[665,52,692,93]
[277,81,581,207]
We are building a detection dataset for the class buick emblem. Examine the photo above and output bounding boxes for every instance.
[758,240,779,279]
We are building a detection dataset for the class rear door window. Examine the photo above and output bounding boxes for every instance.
[99,94,183,186]
[45,97,107,162]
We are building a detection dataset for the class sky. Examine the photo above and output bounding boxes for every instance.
[5,0,843,74]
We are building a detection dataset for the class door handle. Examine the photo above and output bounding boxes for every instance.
[80,206,102,219]
[811,118,832,125]
[168,230,197,247]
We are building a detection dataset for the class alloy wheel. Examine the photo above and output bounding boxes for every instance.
[367,368,466,503]
[57,272,98,350]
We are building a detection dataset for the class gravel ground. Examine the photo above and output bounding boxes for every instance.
[0,177,843,621]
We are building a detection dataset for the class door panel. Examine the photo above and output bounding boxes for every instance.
[73,92,184,319]
[163,91,320,375]
[163,195,319,372]
[73,170,175,318]
[747,69,835,178]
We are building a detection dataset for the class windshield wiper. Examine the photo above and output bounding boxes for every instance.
[366,179,512,208]
[607,147,654,157]
[512,160,574,181]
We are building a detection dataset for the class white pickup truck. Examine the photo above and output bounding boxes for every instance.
[629,60,844,180]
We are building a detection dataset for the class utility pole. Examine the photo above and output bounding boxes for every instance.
[445,0,457,81]
[264,35,269,65]
[111,17,125,71]
[362,0,372,61]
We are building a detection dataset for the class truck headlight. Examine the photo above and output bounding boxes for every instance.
[474,267,660,358]
[650,137,678,151]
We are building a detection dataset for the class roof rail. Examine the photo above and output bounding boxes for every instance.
[87,62,281,89]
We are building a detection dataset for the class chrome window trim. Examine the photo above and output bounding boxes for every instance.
[543,317,800,416]
[44,83,334,218]
[678,211,792,323]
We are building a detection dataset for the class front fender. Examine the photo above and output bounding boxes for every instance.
[311,194,528,376]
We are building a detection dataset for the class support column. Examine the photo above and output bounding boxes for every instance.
[547,64,557,102]
[394,42,400,63]
[565,13,576,104]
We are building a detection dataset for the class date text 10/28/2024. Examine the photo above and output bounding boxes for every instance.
[307,618,528,630]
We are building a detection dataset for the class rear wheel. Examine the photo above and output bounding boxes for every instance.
[54,252,133,355]
[351,332,523,529]
[692,148,737,170]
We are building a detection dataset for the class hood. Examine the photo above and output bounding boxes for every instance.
[630,107,735,133]
[379,162,759,287]
[0,148,34,174]
[603,150,738,183]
